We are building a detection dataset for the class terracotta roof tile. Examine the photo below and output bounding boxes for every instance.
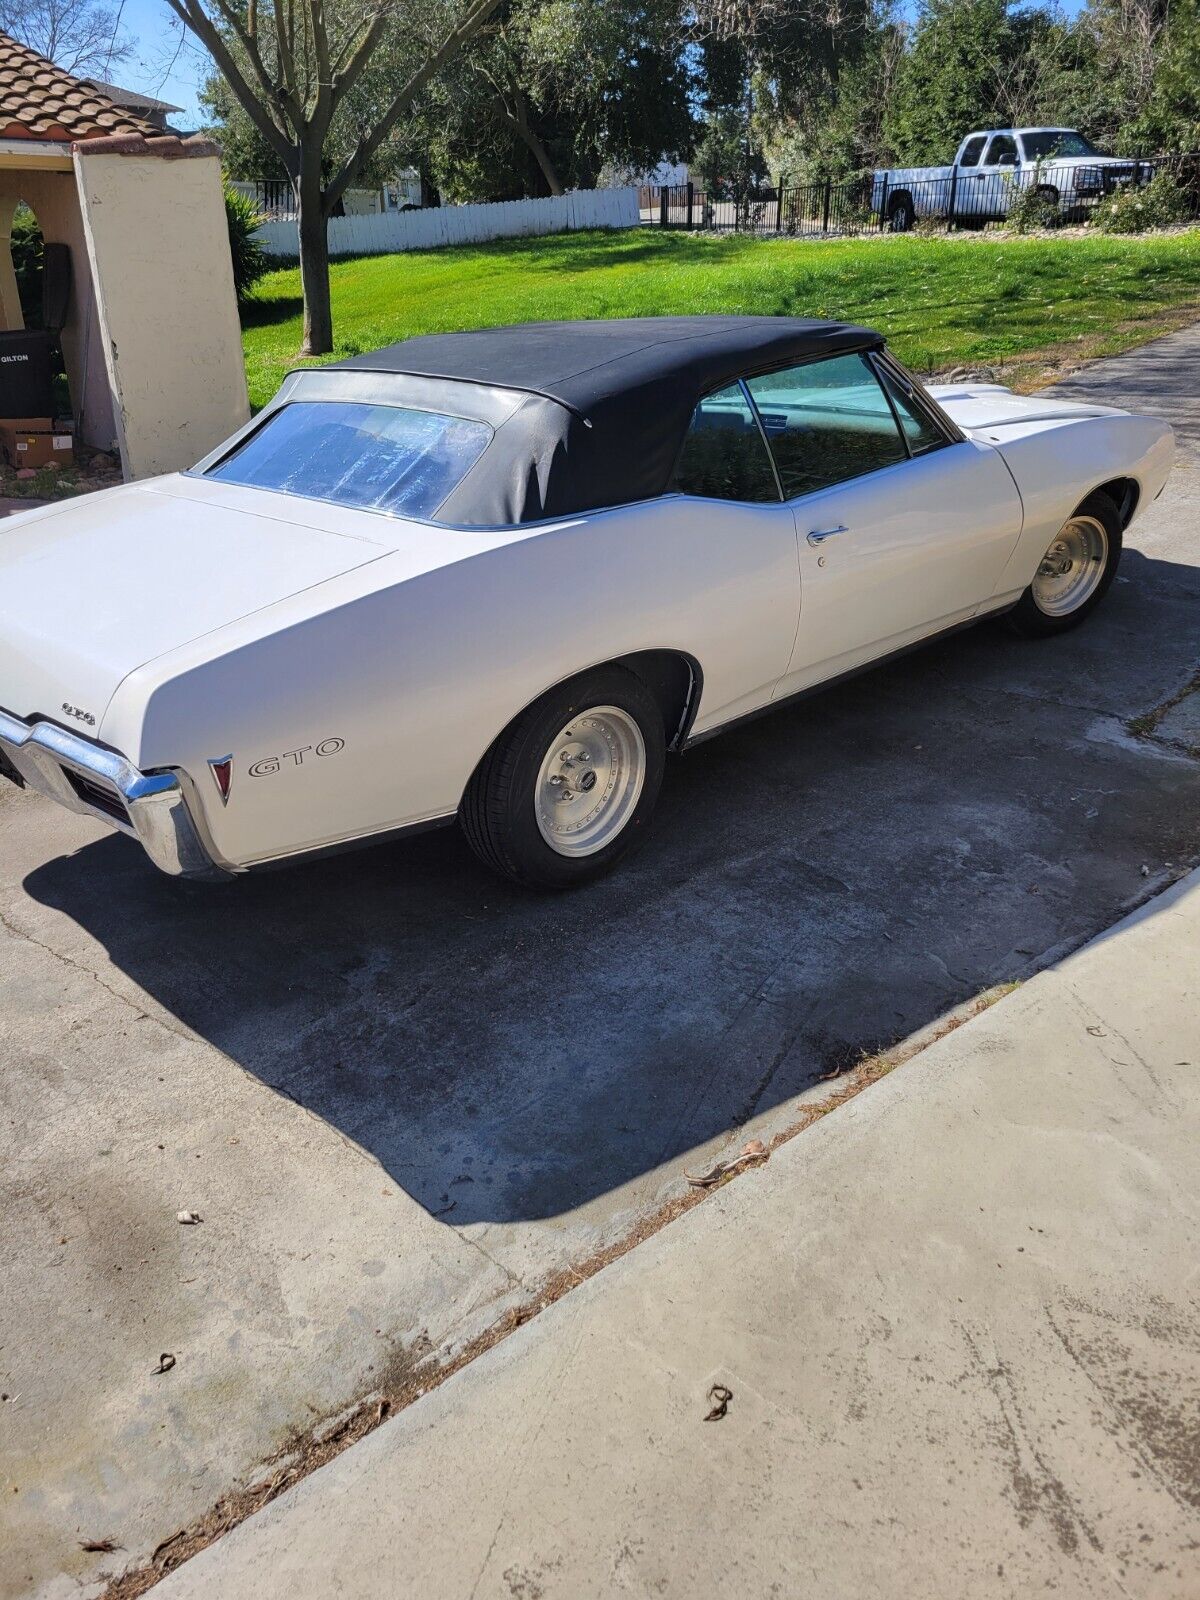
[0,30,159,143]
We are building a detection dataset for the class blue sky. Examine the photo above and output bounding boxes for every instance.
[111,0,210,125]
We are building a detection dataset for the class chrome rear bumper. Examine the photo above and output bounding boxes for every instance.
[0,709,227,880]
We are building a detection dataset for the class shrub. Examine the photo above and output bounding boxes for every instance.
[1090,172,1192,234]
[224,181,269,303]
[1005,183,1062,234]
[9,204,43,325]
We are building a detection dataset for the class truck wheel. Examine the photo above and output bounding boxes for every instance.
[1006,493,1122,637]
[887,194,915,233]
[460,667,666,889]
[1034,184,1061,223]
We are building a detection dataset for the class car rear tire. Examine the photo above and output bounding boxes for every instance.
[1006,492,1122,637]
[460,666,666,888]
[888,194,915,233]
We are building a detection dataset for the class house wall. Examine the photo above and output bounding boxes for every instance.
[255,185,641,258]
[73,140,249,478]
[0,166,118,452]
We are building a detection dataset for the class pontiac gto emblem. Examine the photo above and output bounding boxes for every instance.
[248,739,346,779]
[62,703,96,727]
[207,755,234,806]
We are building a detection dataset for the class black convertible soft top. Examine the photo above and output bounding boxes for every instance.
[327,316,881,525]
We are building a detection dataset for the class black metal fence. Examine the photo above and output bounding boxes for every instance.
[639,152,1200,236]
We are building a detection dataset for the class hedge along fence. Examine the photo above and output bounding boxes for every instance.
[255,185,641,258]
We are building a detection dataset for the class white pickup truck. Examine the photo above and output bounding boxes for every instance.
[872,128,1151,230]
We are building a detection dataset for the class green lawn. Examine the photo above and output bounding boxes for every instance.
[241,227,1200,410]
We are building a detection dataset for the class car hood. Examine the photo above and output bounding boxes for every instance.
[929,382,1123,437]
[0,475,388,729]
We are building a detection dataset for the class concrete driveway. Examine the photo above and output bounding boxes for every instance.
[3,327,1199,1598]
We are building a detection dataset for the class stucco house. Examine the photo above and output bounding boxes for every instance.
[0,31,248,478]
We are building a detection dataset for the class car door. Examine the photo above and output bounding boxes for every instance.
[667,380,807,729]
[740,352,1023,699]
[952,133,988,218]
[975,132,1020,218]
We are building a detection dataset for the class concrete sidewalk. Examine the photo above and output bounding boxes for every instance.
[158,868,1200,1600]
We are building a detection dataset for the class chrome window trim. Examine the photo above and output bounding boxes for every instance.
[667,378,785,505]
[0,708,228,880]
[871,351,965,445]
[737,376,786,502]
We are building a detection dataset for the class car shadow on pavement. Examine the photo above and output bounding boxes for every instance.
[23,548,1200,1229]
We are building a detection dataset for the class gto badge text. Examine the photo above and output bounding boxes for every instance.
[248,738,346,778]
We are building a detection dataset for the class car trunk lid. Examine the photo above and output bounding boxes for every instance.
[0,476,387,728]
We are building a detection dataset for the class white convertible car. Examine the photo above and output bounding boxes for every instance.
[0,317,1174,887]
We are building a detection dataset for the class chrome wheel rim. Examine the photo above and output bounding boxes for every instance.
[535,706,646,858]
[1031,515,1109,617]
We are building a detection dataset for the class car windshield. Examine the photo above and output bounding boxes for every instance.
[1020,131,1098,161]
[207,401,492,520]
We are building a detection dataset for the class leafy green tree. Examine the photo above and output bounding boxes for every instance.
[691,0,887,186]
[200,71,288,181]
[413,0,693,200]
[1118,0,1200,151]
[883,0,1113,164]
[693,103,767,205]
[764,2,905,180]
[167,0,506,355]
[886,0,1013,163]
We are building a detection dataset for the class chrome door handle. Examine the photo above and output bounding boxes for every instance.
[807,524,849,546]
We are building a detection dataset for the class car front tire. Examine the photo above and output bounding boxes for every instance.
[460,666,666,888]
[1006,492,1123,637]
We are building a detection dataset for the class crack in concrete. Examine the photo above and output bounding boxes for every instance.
[0,907,194,1044]
[460,1227,526,1293]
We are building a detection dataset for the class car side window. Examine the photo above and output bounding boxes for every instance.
[984,133,1018,167]
[671,382,780,503]
[874,364,947,456]
[958,135,987,168]
[744,353,908,500]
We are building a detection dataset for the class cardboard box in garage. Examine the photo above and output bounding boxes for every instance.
[0,417,74,470]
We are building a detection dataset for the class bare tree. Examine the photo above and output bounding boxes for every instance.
[0,0,133,76]
[164,0,504,354]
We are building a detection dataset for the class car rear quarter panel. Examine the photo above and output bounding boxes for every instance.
[984,413,1174,601]
[107,495,802,869]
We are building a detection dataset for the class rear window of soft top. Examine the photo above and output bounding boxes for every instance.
[207,400,492,520]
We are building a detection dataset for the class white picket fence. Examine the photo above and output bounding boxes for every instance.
[254,186,640,258]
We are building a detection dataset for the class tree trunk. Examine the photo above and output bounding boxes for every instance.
[521,125,565,197]
[297,158,333,357]
[501,85,564,197]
